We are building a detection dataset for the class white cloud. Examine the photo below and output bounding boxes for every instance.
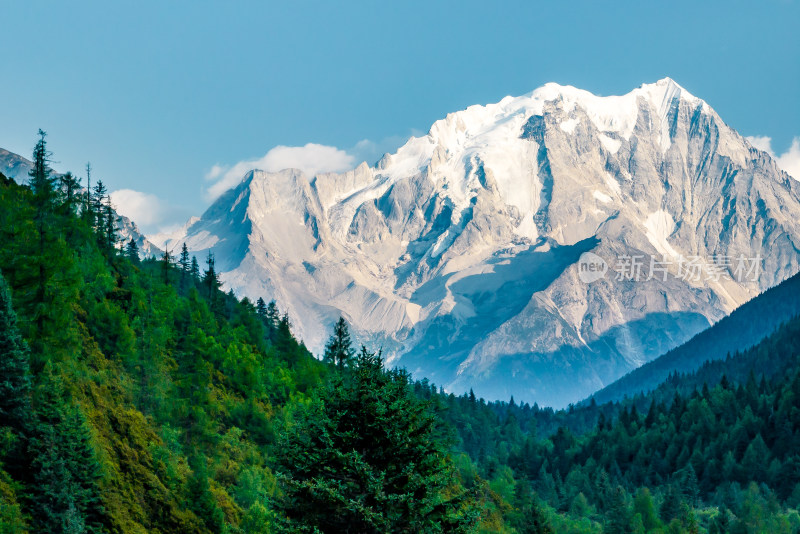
[110,189,167,228]
[205,143,357,200]
[745,135,773,153]
[745,135,800,181]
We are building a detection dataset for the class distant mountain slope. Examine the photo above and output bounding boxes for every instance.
[0,147,33,179]
[588,269,800,404]
[164,78,800,407]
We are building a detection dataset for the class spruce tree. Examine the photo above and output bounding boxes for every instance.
[276,346,477,532]
[29,129,57,209]
[0,272,32,434]
[103,195,116,250]
[322,316,354,367]
[0,272,33,486]
[255,297,268,320]
[178,243,190,272]
[161,248,173,285]
[202,251,220,300]
[266,300,280,331]
[125,239,140,264]
[187,456,225,533]
[177,243,190,293]
[189,255,200,280]
[90,180,109,248]
[30,367,106,534]
[59,172,82,215]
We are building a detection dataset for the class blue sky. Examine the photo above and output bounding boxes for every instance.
[1,0,798,233]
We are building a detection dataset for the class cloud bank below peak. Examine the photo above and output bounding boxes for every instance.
[203,136,412,201]
[204,143,357,200]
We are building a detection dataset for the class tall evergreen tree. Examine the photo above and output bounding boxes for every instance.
[28,129,57,208]
[189,255,200,280]
[255,297,266,317]
[322,316,354,367]
[161,248,173,285]
[0,272,32,435]
[125,238,140,264]
[103,195,116,249]
[30,367,106,534]
[202,251,220,299]
[276,346,477,532]
[90,180,109,248]
[58,172,82,215]
[178,243,190,273]
[265,300,280,331]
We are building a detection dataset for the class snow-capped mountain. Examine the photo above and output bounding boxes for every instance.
[160,78,800,407]
[0,147,33,180]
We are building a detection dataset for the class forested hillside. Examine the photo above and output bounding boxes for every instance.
[590,271,800,405]
[1,132,800,533]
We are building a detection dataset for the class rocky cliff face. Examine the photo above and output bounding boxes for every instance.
[159,78,800,407]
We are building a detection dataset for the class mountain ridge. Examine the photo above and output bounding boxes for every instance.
[158,77,800,406]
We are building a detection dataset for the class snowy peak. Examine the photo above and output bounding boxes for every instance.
[169,78,800,407]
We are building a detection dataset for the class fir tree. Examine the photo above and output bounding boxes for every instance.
[0,272,32,434]
[178,243,190,273]
[276,345,477,532]
[28,129,57,209]
[202,251,220,300]
[59,172,82,215]
[103,195,116,250]
[322,316,354,367]
[125,239,140,264]
[30,368,106,534]
[266,300,280,331]
[161,248,173,285]
[186,457,225,534]
[189,255,200,280]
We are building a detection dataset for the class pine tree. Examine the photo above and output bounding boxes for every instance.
[81,163,93,228]
[322,316,354,367]
[125,239,140,264]
[59,407,106,534]
[178,243,190,273]
[90,180,109,249]
[605,486,631,534]
[161,248,173,285]
[15,131,79,356]
[28,129,57,210]
[190,255,200,280]
[176,243,190,293]
[30,368,106,534]
[90,180,107,228]
[58,172,82,215]
[202,251,220,300]
[276,345,477,532]
[632,488,661,531]
[186,456,225,533]
[0,272,33,486]
[103,195,116,250]
[29,130,57,342]
[266,300,280,331]
[660,484,683,523]
[255,297,268,320]
[0,272,32,434]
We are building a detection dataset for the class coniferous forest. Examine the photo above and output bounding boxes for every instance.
[2,132,800,533]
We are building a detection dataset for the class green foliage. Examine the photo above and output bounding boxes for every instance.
[2,131,800,532]
[276,346,479,532]
[322,316,354,367]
